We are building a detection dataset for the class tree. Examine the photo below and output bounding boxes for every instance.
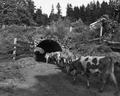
[26,0,35,18]
[49,4,55,22]
[40,14,48,25]
[34,7,48,25]
[17,0,36,25]
[73,6,80,20]
[79,5,86,22]
[51,4,54,15]
[95,1,101,18]
[0,0,20,25]
[49,4,59,22]
[0,0,36,26]
[34,8,42,25]
[110,0,120,22]
[56,3,61,17]
[100,1,109,16]
[66,4,74,21]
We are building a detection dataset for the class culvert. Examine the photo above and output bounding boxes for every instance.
[34,39,62,62]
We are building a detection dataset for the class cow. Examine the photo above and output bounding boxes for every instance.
[65,58,82,76]
[45,51,61,64]
[67,55,119,93]
[45,51,72,66]
[45,53,51,63]
[34,47,45,54]
[34,47,45,60]
[59,49,78,63]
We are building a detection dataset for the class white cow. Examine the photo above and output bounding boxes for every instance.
[45,51,61,64]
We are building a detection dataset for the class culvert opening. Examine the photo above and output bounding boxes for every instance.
[34,39,62,62]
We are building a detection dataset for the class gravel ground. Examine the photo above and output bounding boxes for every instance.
[0,57,119,96]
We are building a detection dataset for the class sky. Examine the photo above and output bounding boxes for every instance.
[33,0,109,16]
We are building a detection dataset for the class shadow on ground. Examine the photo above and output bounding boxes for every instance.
[0,59,119,96]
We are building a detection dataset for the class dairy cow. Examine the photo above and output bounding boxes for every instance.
[67,55,118,93]
[45,52,61,64]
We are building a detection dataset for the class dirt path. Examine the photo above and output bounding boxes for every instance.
[0,57,119,96]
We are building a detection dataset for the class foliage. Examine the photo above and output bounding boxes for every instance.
[66,4,74,21]
[49,3,62,22]
[0,0,120,26]
[45,18,70,41]
[56,3,61,17]
[112,26,120,42]
[0,0,36,26]
[1,0,120,62]
[0,17,120,58]
[0,25,37,45]
[34,8,48,26]
[66,0,120,24]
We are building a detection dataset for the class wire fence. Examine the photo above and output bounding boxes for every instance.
[0,38,34,61]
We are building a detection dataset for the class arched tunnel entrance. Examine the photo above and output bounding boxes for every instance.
[34,39,62,62]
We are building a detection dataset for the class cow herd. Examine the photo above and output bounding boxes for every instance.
[34,47,120,95]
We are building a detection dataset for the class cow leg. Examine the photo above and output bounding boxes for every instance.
[57,58,60,65]
[65,65,70,74]
[99,73,109,92]
[72,70,77,81]
[59,60,64,68]
[110,73,119,95]
[86,75,90,88]
[46,58,48,63]
[45,55,49,63]
[71,70,78,84]
[85,70,90,88]
[110,73,118,88]
[53,57,57,64]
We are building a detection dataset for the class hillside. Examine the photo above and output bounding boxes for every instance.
[0,19,120,56]
[0,19,119,96]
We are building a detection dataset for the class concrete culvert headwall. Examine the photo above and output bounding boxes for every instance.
[34,39,62,62]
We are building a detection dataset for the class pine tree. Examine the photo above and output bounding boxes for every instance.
[34,7,42,25]
[26,0,35,17]
[56,3,61,17]
[0,0,36,26]
[0,0,20,25]
[66,4,74,21]
[51,4,54,15]
[49,4,55,22]
[73,6,80,20]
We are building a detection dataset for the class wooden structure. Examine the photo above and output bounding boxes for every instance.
[88,38,120,53]
[0,38,34,61]
[104,40,120,52]
[13,38,17,60]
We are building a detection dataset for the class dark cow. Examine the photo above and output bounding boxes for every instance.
[68,55,119,93]
[65,58,83,79]
[34,47,45,61]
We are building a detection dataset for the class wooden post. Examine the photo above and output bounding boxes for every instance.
[100,26,103,37]
[2,24,6,29]
[99,26,103,43]
[70,26,72,32]
[13,38,17,60]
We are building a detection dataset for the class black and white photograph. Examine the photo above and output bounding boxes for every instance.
[0,0,120,96]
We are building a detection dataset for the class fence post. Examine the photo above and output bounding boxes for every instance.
[100,26,103,37]
[13,38,17,60]
[70,26,72,32]
[99,26,103,43]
